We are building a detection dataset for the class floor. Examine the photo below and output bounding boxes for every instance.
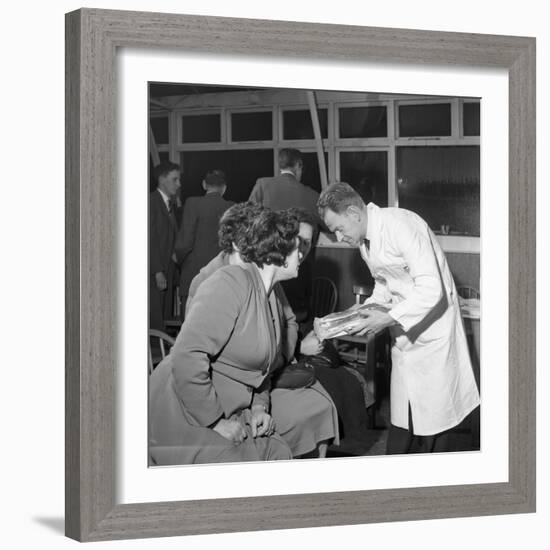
[327,393,391,458]
[326,375,479,459]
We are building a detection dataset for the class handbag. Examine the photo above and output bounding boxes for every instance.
[271,359,316,390]
[304,340,343,369]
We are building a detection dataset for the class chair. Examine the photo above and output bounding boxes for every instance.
[310,276,338,318]
[148,329,175,374]
[457,285,480,299]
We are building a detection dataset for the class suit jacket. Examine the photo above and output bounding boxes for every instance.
[175,192,234,300]
[149,189,178,329]
[149,189,177,276]
[249,172,320,222]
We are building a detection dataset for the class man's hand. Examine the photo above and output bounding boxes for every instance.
[212,418,247,445]
[347,309,396,336]
[154,271,167,291]
[299,330,324,356]
[250,405,275,438]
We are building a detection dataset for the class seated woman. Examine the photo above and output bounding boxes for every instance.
[149,208,303,465]
[283,207,371,453]
[186,202,339,458]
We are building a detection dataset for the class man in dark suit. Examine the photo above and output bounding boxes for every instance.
[249,148,320,217]
[249,148,321,322]
[175,169,234,315]
[149,161,181,331]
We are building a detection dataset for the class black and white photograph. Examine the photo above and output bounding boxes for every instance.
[4,0,545,545]
[147,83,481,466]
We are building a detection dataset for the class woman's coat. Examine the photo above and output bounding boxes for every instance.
[149,263,291,464]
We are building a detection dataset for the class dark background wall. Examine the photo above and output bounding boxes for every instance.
[313,247,480,310]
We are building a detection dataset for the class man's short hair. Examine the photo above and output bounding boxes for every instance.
[154,161,180,182]
[317,182,364,216]
[278,148,303,170]
[204,169,227,189]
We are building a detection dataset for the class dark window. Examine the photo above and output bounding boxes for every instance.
[150,117,169,144]
[339,106,387,138]
[398,103,451,137]
[301,152,328,193]
[181,114,221,143]
[231,111,272,141]
[396,146,480,236]
[463,102,480,136]
[339,151,388,206]
[283,109,328,140]
[180,149,274,203]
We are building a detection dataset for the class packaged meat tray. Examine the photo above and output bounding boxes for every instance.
[314,303,389,341]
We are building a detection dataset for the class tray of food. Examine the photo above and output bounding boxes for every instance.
[314,303,389,341]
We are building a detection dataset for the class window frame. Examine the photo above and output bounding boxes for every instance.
[161,92,480,248]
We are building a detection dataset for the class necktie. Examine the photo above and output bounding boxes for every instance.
[167,200,177,227]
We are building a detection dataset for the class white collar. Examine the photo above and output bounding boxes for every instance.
[157,188,170,209]
[365,202,379,242]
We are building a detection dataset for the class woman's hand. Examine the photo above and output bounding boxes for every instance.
[250,405,275,437]
[299,330,324,356]
[212,418,247,445]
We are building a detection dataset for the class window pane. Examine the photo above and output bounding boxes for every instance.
[231,111,272,141]
[180,149,274,203]
[181,114,221,143]
[339,106,387,138]
[339,151,388,206]
[283,109,328,140]
[398,103,451,137]
[463,102,480,136]
[150,117,169,144]
[396,146,480,236]
[301,152,328,193]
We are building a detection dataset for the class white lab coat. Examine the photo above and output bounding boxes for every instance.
[361,204,480,435]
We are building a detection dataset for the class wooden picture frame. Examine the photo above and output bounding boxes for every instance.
[65,8,536,542]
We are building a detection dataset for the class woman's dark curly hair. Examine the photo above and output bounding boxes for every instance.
[239,209,300,267]
[218,202,266,254]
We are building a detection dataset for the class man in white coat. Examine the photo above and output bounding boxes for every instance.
[318,182,480,454]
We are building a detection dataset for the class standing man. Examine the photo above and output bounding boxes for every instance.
[149,161,181,331]
[249,148,319,215]
[318,182,480,454]
[249,148,321,322]
[175,169,234,314]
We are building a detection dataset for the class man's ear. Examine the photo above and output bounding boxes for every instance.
[346,205,362,222]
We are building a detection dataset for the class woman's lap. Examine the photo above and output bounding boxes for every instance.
[271,381,339,456]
